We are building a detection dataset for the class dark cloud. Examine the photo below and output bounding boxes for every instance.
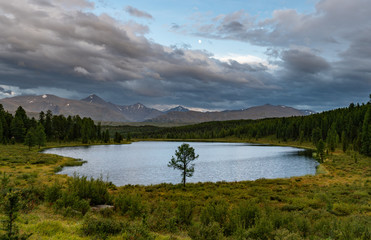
[169,0,371,110]
[281,49,331,74]
[125,6,153,19]
[0,0,279,110]
[0,0,369,112]
[0,87,12,95]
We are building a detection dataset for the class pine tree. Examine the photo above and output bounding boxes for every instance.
[168,143,199,187]
[10,117,25,142]
[327,124,338,152]
[44,110,53,140]
[311,127,322,146]
[0,117,3,144]
[1,189,32,239]
[114,132,122,143]
[104,129,110,143]
[316,139,325,163]
[361,105,370,156]
[35,124,46,149]
[24,128,36,150]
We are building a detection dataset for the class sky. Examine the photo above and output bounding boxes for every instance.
[0,0,370,112]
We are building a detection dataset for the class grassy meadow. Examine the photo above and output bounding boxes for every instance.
[0,140,370,239]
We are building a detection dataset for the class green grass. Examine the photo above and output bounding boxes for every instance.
[0,141,370,239]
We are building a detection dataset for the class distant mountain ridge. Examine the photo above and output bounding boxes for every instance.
[0,94,314,123]
[165,106,190,113]
[147,104,310,123]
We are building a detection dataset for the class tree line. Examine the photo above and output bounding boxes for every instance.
[0,105,107,148]
[123,97,371,157]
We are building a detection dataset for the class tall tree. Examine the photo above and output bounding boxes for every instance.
[168,143,199,187]
[316,139,325,163]
[10,117,25,142]
[24,127,36,150]
[44,110,53,140]
[0,117,3,144]
[327,123,338,152]
[35,124,46,149]
[361,104,370,156]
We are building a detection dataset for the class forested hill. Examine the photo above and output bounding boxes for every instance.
[127,101,371,156]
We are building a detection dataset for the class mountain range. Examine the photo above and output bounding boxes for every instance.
[0,94,314,123]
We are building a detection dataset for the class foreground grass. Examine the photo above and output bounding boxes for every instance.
[0,141,370,239]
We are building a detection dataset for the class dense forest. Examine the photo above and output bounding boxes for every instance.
[112,98,371,157]
[0,105,104,147]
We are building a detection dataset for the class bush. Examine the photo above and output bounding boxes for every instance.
[81,215,123,238]
[273,228,302,240]
[246,214,274,240]
[200,199,228,228]
[147,201,175,232]
[227,200,260,234]
[176,200,194,226]
[67,174,111,205]
[122,221,155,240]
[34,221,65,237]
[55,192,90,216]
[115,193,144,219]
[44,182,62,203]
[188,222,224,240]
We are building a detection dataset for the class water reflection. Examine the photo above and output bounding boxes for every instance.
[43,142,318,186]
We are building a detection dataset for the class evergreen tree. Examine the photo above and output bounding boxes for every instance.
[0,189,32,240]
[10,117,25,142]
[114,132,122,143]
[327,124,338,152]
[126,132,131,142]
[104,129,110,143]
[168,143,199,187]
[0,117,3,144]
[35,124,46,149]
[24,128,36,150]
[341,130,348,152]
[316,139,325,163]
[311,127,322,146]
[14,106,28,129]
[39,111,45,127]
[97,122,102,141]
[44,110,53,140]
[361,105,370,156]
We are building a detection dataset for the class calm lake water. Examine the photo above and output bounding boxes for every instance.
[43,141,318,186]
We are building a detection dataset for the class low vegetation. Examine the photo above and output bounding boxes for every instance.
[0,140,369,239]
[0,98,370,239]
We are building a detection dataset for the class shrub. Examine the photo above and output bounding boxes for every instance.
[188,222,224,240]
[176,200,194,226]
[122,221,155,240]
[81,215,123,238]
[147,201,175,232]
[331,202,353,216]
[200,199,228,228]
[273,228,302,240]
[67,174,111,205]
[55,192,90,216]
[227,200,260,234]
[246,214,274,240]
[34,221,65,237]
[44,182,62,203]
[115,193,144,219]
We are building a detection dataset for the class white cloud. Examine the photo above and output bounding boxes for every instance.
[74,66,90,75]
[214,53,278,70]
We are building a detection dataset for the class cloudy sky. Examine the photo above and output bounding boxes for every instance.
[0,0,370,111]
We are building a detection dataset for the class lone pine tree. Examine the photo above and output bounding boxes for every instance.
[168,143,199,187]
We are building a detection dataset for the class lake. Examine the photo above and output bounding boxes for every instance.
[43,141,318,186]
